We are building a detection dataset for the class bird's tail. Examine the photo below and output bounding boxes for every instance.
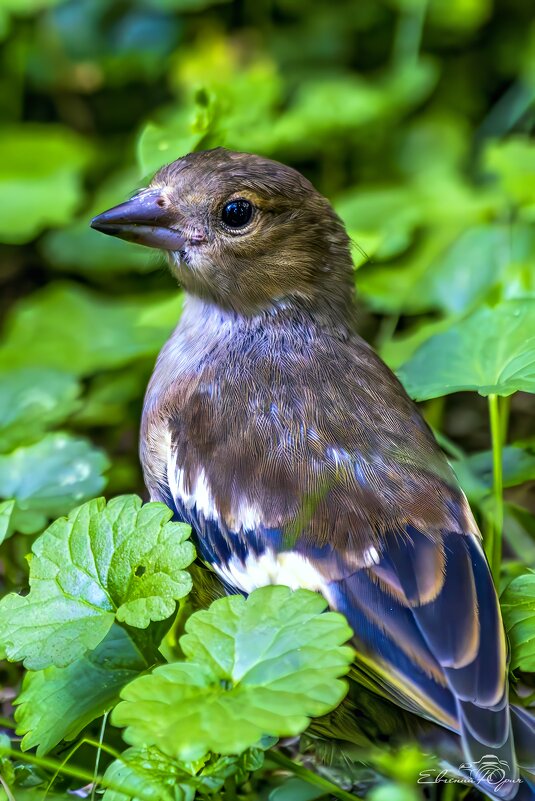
[512,705,535,800]
[512,704,535,772]
[446,702,535,800]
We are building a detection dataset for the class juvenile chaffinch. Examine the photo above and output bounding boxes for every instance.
[92,148,535,799]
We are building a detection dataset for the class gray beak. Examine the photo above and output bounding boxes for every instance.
[90,189,186,251]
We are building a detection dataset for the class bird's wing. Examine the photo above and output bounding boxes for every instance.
[326,522,512,763]
[148,328,526,792]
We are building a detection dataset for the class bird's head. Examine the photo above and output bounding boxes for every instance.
[91,148,354,317]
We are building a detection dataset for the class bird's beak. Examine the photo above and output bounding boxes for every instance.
[90,189,186,251]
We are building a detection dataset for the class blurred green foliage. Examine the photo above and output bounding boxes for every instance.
[1,0,535,798]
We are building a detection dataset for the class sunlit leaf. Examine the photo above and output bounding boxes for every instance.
[0,433,108,534]
[0,283,183,377]
[427,0,492,29]
[42,169,154,274]
[368,783,421,801]
[102,746,263,801]
[336,185,419,262]
[113,586,353,760]
[15,625,147,754]
[1,0,66,13]
[485,137,535,211]
[0,496,194,669]
[398,299,535,399]
[0,125,91,244]
[137,91,216,177]
[0,368,79,453]
[0,499,14,545]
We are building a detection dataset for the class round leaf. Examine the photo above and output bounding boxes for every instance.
[0,432,108,534]
[14,625,147,755]
[0,283,183,377]
[398,299,535,399]
[0,495,194,669]
[113,586,354,760]
[0,368,79,453]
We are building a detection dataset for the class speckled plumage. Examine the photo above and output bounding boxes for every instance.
[92,148,535,799]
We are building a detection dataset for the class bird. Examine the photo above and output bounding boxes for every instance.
[91,147,535,799]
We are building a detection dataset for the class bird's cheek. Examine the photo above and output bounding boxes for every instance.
[168,242,209,277]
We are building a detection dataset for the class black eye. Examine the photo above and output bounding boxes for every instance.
[221,199,253,228]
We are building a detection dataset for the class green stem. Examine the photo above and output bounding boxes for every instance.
[392,0,427,67]
[424,396,446,433]
[0,745,153,801]
[433,429,465,462]
[499,395,511,445]
[376,313,400,351]
[91,712,108,801]
[488,394,504,581]
[224,774,239,801]
[0,774,16,801]
[44,735,121,800]
[269,750,361,801]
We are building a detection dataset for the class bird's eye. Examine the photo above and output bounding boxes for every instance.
[221,199,253,229]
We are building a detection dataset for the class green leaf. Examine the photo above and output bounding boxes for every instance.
[103,747,194,801]
[72,368,147,428]
[452,444,535,504]
[0,368,79,453]
[146,0,231,10]
[357,224,508,316]
[102,746,263,801]
[164,33,281,158]
[269,778,326,801]
[427,0,492,29]
[0,125,91,244]
[398,299,535,399]
[138,112,211,179]
[0,433,109,534]
[0,283,183,377]
[0,496,194,669]
[335,186,419,263]
[414,225,511,315]
[485,137,535,210]
[501,571,535,671]
[113,586,353,760]
[1,0,66,13]
[369,784,421,801]
[502,503,535,568]
[268,76,384,156]
[137,85,219,178]
[41,169,153,274]
[380,317,455,371]
[0,499,14,545]
[14,624,147,755]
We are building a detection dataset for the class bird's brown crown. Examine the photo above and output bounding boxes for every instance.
[153,148,355,316]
